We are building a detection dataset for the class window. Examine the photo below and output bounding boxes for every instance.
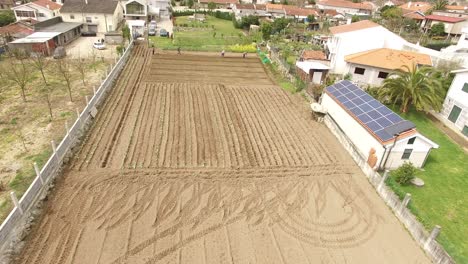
[15,10,35,18]
[448,105,462,123]
[378,71,389,79]
[86,17,92,23]
[407,137,416,144]
[401,149,413,160]
[462,125,468,137]
[37,13,45,17]
[462,83,468,93]
[354,67,365,75]
[70,14,75,19]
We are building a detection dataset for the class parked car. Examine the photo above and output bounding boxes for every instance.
[148,26,156,36]
[93,42,106,50]
[150,20,157,27]
[81,31,97,37]
[53,47,66,59]
[159,28,168,37]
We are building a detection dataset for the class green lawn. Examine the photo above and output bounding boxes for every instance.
[386,108,468,263]
[149,16,257,52]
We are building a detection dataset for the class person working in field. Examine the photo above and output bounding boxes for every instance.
[221,50,225,57]
[177,47,181,55]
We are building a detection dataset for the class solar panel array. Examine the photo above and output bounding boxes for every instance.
[326,80,409,142]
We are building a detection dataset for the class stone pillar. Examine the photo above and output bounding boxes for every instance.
[76,108,82,127]
[65,121,69,135]
[10,191,23,214]
[85,95,89,105]
[34,162,44,185]
[378,170,389,192]
[424,225,441,250]
[400,193,412,213]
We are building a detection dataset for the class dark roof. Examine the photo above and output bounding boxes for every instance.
[60,0,119,14]
[325,80,415,143]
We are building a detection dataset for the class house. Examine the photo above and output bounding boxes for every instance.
[11,0,62,22]
[321,80,439,169]
[402,10,425,26]
[441,69,468,137]
[198,0,238,9]
[422,14,468,35]
[326,20,407,74]
[232,4,256,18]
[446,5,468,13]
[148,0,172,17]
[284,6,319,21]
[296,50,330,84]
[344,48,432,86]
[123,0,171,21]
[398,1,432,14]
[60,0,124,33]
[0,21,34,46]
[316,0,374,16]
[266,4,287,18]
[0,0,14,10]
[8,16,82,55]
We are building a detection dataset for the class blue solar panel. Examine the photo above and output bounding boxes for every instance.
[325,81,413,142]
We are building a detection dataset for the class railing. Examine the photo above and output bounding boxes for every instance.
[323,115,455,264]
[0,40,135,255]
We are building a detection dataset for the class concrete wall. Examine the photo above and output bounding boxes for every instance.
[346,63,389,86]
[61,5,123,33]
[442,71,468,131]
[316,4,371,15]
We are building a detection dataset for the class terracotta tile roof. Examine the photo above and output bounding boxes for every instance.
[425,14,465,23]
[285,6,319,16]
[266,3,286,11]
[446,5,468,11]
[302,50,327,60]
[0,22,33,36]
[199,0,237,3]
[60,0,119,14]
[32,0,62,10]
[403,11,425,20]
[235,3,255,9]
[317,0,373,10]
[345,48,432,70]
[255,4,266,10]
[323,9,339,16]
[329,20,380,34]
[398,1,432,13]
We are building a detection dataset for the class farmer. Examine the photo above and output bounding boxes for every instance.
[177,47,181,55]
[221,50,225,57]
[243,52,247,58]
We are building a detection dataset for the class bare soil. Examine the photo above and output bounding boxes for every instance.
[14,45,430,264]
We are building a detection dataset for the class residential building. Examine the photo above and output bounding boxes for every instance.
[422,14,468,35]
[296,50,330,84]
[441,69,468,137]
[0,21,34,46]
[60,0,124,33]
[232,4,256,18]
[0,0,14,10]
[316,0,373,16]
[326,20,407,74]
[402,11,425,25]
[11,0,62,22]
[345,48,432,86]
[398,1,432,14]
[446,5,468,13]
[8,16,82,55]
[321,80,439,169]
[198,0,238,9]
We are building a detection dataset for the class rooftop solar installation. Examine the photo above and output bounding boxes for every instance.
[325,80,415,142]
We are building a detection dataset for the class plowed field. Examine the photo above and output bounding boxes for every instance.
[15,45,430,264]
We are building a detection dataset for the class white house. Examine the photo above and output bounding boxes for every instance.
[60,0,124,33]
[326,20,407,74]
[441,69,468,137]
[317,0,374,16]
[344,48,432,86]
[296,50,330,84]
[422,14,468,35]
[11,0,62,22]
[321,80,439,169]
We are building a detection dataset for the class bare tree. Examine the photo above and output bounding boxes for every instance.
[30,51,50,86]
[3,50,34,102]
[73,56,87,85]
[55,58,74,102]
[90,48,97,73]
[38,84,55,120]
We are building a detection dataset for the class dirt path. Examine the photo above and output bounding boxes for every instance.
[13,47,431,264]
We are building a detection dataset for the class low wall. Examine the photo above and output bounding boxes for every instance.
[0,40,135,260]
[323,115,454,264]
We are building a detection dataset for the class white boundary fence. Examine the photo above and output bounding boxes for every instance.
[323,115,454,264]
[0,40,134,255]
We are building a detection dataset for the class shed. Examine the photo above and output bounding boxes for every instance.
[321,80,438,169]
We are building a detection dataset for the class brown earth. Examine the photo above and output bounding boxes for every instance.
[14,44,431,264]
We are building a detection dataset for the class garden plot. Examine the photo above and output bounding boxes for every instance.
[15,47,430,264]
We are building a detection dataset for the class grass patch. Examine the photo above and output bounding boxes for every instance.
[385,107,468,263]
[150,16,256,52]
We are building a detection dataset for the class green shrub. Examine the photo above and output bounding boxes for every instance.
[116,45,124,55]
[392,162,417,185]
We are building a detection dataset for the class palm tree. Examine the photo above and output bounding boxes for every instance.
[429,0,448,13]
[378,64,445,113]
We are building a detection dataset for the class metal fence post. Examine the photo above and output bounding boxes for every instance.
[51,140,58,165]
[85,95,89,105]
[76,108,82,127]
[10,191,23,214]
[34,162,44,185]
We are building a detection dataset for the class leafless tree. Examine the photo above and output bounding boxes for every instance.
[55,58,74,102]
[38,84,55,120]
[73,56,87,85]
[3,50,34,102]
[90,48,98,73]
[30,51,50,86]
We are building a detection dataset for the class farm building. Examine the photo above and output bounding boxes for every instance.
[321,80,438,169]
[296,50,330,84]
[344,48,432,86]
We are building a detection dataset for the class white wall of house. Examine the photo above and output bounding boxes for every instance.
[61,5,123,33]
[316,4,371,15]
[326,27,407,74]
[345,63,390,86]
[422,19,468,35]
[125,0,147,18]
[321,92,436,168]
[13,4,58,22]
[441,71,468,136]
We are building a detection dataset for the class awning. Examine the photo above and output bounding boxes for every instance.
[296,60,330,72]
[10,32,60,44]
